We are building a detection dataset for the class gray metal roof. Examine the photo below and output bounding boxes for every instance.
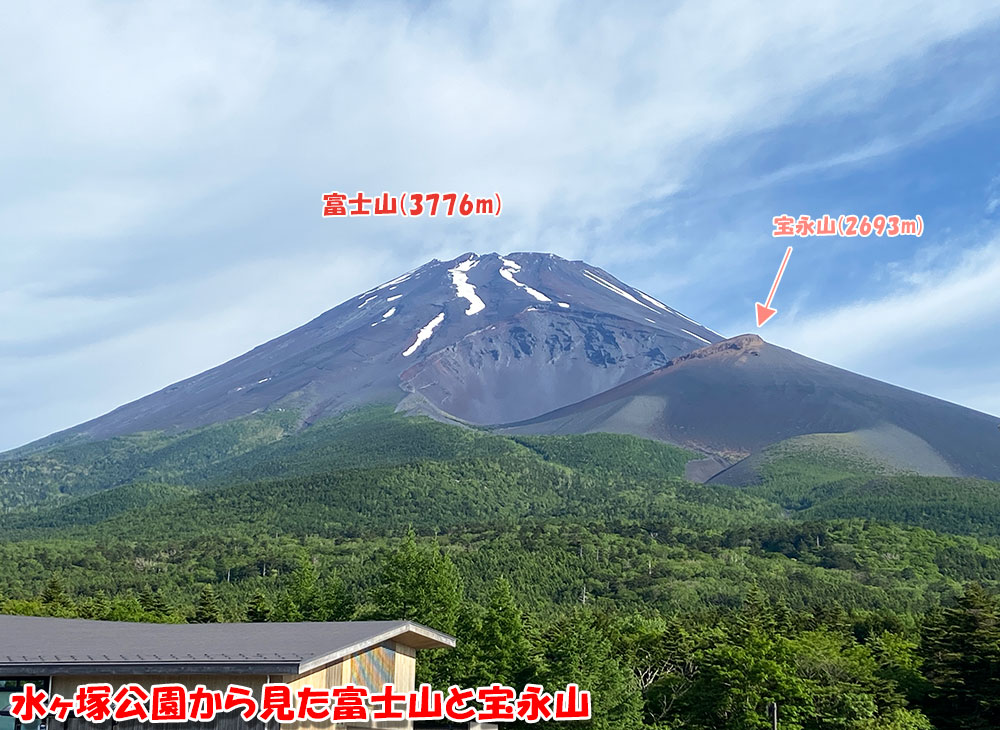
[0,616,454,676]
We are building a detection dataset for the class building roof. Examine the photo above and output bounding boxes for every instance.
[0,616,455,676]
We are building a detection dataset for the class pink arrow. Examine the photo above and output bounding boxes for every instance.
[756,246,793,327]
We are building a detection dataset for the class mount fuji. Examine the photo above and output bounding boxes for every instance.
[33,252,723,444]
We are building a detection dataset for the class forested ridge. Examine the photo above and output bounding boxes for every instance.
[2,407,1000,729]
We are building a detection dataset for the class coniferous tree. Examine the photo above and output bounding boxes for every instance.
[436,603,488,688]
[91,591,113,620]
[735,583,776,637]
[370,532,462,634]
[921,583,1000,730]
[139,585,170,620]
[77,591,112,620]
[537,609,643,730]
[289,557,321,620]
[477,577,534,686]
[270,592,303,622]
[246,590,272,622]
[40,575,75,616]
[192,585,223,624]
[318,575,355,621]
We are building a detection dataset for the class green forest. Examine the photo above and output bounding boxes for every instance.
[3,406,1000,729]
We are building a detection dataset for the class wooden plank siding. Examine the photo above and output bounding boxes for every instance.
[46,641,417,730]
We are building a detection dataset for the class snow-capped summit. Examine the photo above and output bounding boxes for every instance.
[45,252,725,440]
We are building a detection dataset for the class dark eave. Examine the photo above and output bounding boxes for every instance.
[0,662,302,677]
[0,617,455,676]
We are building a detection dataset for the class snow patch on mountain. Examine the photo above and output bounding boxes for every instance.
[638,291,670,312]
[682,328,711,344]
[403,312,446,356]
[583,270,658,313]
[382,308,396,319]
[674,310,705,328]
[375,271,414,291]
[449,257,485,315]
[499,257,552,302]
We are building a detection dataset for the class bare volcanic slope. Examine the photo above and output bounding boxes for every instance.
[501,335,1000,482]
[18,252,723,448]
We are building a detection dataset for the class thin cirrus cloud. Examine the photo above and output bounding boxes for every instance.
[1,1,1000,449]
[763,239,1000,417]
[987,175,1000,215]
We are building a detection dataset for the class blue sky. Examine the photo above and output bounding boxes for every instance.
[1,1,999,450]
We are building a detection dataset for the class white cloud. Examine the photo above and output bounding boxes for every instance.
[988,174,1000,216]
[765,239,1000,416]
[0,249,392,445]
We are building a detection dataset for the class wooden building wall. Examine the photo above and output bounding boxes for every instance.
[47,641,419,730]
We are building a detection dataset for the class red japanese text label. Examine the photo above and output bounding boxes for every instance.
[322,191,503,218]
[772,214,923,238]
[9,682,590,724]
